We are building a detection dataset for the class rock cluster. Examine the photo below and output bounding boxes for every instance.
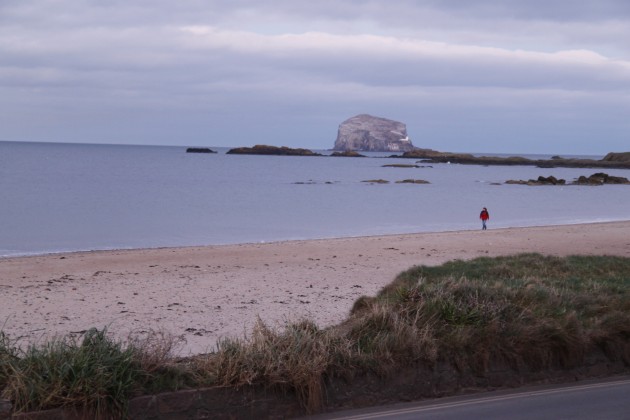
[395,179,430,184]
[400,149,630,169]
[505,173,629,186]
[227,145,322,156]
[574,173,630,185]
[333,114,416,152]
[505,176,566,186]
[186,147,217,154]
[361,179,390,184]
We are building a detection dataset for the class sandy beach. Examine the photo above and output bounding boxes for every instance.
[1,221,629,355]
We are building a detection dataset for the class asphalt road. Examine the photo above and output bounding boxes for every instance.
[306,376,630,420]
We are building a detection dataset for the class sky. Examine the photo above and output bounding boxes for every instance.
[1,1,629,154]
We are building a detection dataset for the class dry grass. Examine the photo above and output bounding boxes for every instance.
[189,318,355,412]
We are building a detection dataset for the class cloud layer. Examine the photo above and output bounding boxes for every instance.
[1,1,629,153]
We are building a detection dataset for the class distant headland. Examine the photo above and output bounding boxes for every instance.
[398,149,630,169]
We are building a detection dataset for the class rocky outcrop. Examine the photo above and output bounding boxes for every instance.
[226,145,322,156]
[505,173,629,186]
[400,149,630,169]
[382,164,421,168]
[330,151,366,157]
[505,176,566,186]
[574,173,630,185]
[186,147,217,153]
[333,114,416,152]
[602,152,630,163]
[395,179,430,184]
[361,179,390,184]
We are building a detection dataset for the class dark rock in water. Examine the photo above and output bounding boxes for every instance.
[505,172,629,186]
[573,173,630,185]
[293,180,338,185]
[505,175,566,185]
[226,145,322,156]
[330,151,366,157]
[186,147,217,154]
[536,175,565,185]
[575,176,601,185]
[602,152,630,163]
[333,114,416,152]
[395,179,430,184]
[382,164,420,168]
[361,179,390,184]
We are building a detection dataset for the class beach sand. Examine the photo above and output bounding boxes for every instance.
[1,221,629,355]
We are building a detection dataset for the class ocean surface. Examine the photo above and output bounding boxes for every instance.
[1,141,629,257]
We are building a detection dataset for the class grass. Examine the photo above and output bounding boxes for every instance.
[0,328,190,418]
[2,254,630,416]
[193,318,355,410]
[360,254,630,370]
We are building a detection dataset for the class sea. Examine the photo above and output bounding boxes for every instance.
[1,140,629,258]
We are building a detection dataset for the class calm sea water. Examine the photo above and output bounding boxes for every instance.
[1,141,628,257]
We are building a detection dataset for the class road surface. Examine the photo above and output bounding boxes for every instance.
[307,376,630,420]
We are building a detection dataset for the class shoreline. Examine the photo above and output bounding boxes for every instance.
[2,221,629,355]
[3,218,629,260]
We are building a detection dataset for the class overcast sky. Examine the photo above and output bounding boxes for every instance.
[1,1,629,154]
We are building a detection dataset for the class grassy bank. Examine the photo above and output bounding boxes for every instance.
[2,253,630,417]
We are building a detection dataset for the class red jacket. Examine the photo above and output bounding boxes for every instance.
[480,210,489,221]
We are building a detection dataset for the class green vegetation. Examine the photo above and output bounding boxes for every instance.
[0,329,190,418]
[2,254,630,417]
[352,254,630,373]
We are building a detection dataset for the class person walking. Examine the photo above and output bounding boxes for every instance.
[480,207,490,230]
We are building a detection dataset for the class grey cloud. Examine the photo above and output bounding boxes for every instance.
[418,0,630,20]
[1,0,629,153]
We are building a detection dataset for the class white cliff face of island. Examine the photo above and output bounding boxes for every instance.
[333,114,416,152]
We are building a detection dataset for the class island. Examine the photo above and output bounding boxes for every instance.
[333,114,416,152]
[226,145,322,156]
[186,147,217,154]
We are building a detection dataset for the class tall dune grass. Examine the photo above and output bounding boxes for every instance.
[0,328,189,418]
